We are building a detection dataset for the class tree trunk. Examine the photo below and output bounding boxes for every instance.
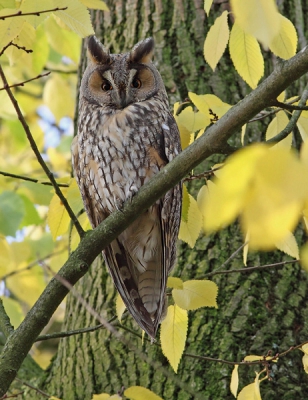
[38,1,308,399]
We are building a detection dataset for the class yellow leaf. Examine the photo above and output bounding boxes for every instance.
[203,145,268,233]
[6,265,46,307]
[237,382,261,400]
[229,22,264,89]
[5,21,36,68]
[297,115,308,141]
[124,386,162,400]
[269,14,297,59]
[160,305,188,373]
[47,190,70,240]
[265,111,292,149]
[243,233,249,266]
[0,9,24,50]
[0,238,13,275]
[1,296,24,328]
[172,280,218,310]
[179,192,203,248]
[241,124,247,145]
[230,0,280,48]
[300,140,308,164]
[204,11,230,71]
[43,74,75,122]
[189,92,231,119]
[19,0,54,28]
[116,294,126,323]
[167,277,183,289]
[79,0,109,11]
[300,243,308,272]
[70,212,91,250]
[173,103,195,150]
[44,15,81,63]
[244,355,263,362]
[49,397,62,400]
[242,148,307,250]
[52,0,94,37]
[302,344,308,355]
[275,232,299,259]
[92,394,119,400]
[176,106,210,133]
[302,354,308,374]
[204,0,213,16]
[230,365,239,398]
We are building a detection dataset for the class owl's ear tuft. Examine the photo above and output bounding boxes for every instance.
[87,36,110,65]
[128,37,155,64]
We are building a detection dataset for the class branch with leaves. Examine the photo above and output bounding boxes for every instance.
[0,66,84,239]
[0,41,308,396]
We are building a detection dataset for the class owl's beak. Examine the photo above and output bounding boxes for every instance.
[117,89,132,109]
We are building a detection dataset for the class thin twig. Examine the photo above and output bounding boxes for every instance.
[202,242,248,279]
[183,166,222,182]
[0,249,66,282]
[36,316,117,342]
[204,259,298,278]
[271,99,308,111]
[0,391,24,399]
[0,41,33,58]
[0,7,68,20]
[267,84,308,144]
[184,339,308,366]
[44,68,78,74]
[248,97,300,123]
[0,65,84,239]
[0,170,69,188]
[15,378,50,398]
[0,299,14,339]
[0,72,50,91]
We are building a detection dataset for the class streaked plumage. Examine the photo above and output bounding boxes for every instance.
[72,36,182,338]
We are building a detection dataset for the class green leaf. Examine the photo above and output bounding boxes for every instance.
[19,194,42,228]
[0,191,25,236]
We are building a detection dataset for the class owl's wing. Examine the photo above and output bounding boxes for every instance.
[161,114,182,273]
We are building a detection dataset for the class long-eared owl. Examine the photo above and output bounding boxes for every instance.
[72,36,182,338]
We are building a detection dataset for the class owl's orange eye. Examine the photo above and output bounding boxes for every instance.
[131,78,141,89]
[101,80,112,91]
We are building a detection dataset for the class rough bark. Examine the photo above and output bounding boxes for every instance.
[35,1,308,399]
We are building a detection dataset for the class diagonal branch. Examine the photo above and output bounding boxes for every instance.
[0,65,84,239]
[1,45,308,396]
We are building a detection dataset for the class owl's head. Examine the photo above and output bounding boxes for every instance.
[80,36,166,110]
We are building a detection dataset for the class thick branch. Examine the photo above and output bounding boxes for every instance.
[1,46,308,396]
